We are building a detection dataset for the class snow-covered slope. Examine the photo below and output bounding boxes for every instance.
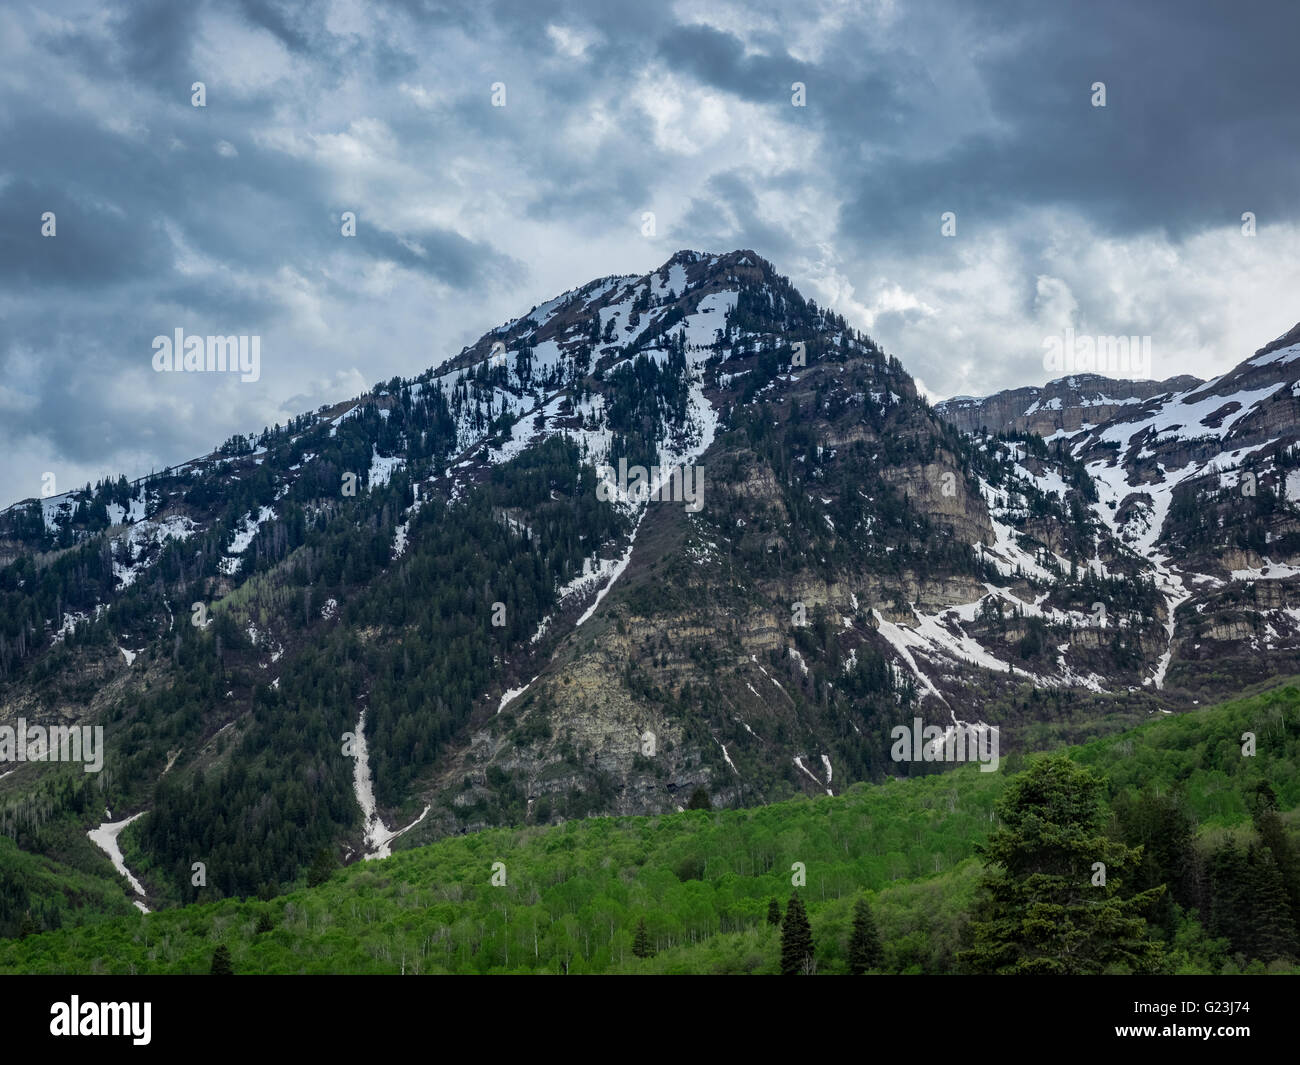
[940,320,1300,695]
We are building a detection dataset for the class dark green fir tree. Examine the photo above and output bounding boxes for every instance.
[780,893,814,975]
[848,896,883,974]
[958,754,1165,975]
[210,944,234,975]
[632,917,654,959]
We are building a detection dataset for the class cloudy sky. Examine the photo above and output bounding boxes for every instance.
[3,0,1299,508]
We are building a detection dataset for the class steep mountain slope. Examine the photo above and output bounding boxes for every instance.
[1068,325,1300,692]
[938,322,1300,699]
[937,373,1202,437]
[2,250,1297,917]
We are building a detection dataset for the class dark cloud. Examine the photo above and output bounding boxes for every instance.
[657,24,807,100]
[355,223,523,288]
[834,0,1300,241]
[0,178,173,285]
[0,0,1297,506]
[231,0,314,54]
[112,0,205,90]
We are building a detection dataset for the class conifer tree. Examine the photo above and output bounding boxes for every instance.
[1209,843,1251,953]
[766,898,782,926]
[632,917,654,959]
[1113,787,1195,926]
[780,893,814,975]
[848,896,882,974]
[1244,844,1300,962]
[1252,787,1300,931]
[958,755,1165,974]
[307,847,337,888]
[210,944,234,975]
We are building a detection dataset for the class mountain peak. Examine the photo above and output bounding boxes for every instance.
[655,248,780,286]
[1253,320,1300,361]
[8,248,1300,924]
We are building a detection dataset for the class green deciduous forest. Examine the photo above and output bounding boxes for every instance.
[3,681,1297,974]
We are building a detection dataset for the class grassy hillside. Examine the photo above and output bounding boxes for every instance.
[3,681,1298,974]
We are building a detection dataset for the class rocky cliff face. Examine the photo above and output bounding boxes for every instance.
[936,373,1202,437]
[940,321,1300,706]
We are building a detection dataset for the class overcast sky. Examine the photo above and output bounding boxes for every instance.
[3,0,1299,508]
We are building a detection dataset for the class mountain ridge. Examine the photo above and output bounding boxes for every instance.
[936,373,1204,438]
[3,250,1300,913]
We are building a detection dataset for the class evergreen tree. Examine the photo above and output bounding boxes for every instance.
[780,893,814,975]
[686,786,711,811]
[1252,789,1300,932]
[1113,787,1195,934]
[1243,844,1300,962]
[1208,843,1252,953]
[848,896,882,974]
[210,945,234,975]
[766,898,782,926]
[1207,838,1300,962]
[306,847,337,888]
[958,755,1166,975]
[632,917,654,959]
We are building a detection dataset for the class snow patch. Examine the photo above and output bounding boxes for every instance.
[88,812,150,910]
[351,709,430,860]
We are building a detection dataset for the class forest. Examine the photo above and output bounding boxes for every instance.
[3,680,1297,974]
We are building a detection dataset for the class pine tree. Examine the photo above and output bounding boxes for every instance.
[210,944,234,975]
[1113,787,1195,935]
[1253,794,1300,932]
[632,917,654,959]
[766,898,782,926]
[1209,842,1252,954]
[1243,844,1300,962]
[848,896,882,974]
[306,847,336,888]
[957,755,1166,975]
[780,893,813,975]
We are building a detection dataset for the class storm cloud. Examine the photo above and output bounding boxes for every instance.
[1,0,1297,506]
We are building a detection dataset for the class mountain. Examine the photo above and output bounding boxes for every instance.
[937,323,1300,693]
[3,249,1300,920]
[936,373,1203,437]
